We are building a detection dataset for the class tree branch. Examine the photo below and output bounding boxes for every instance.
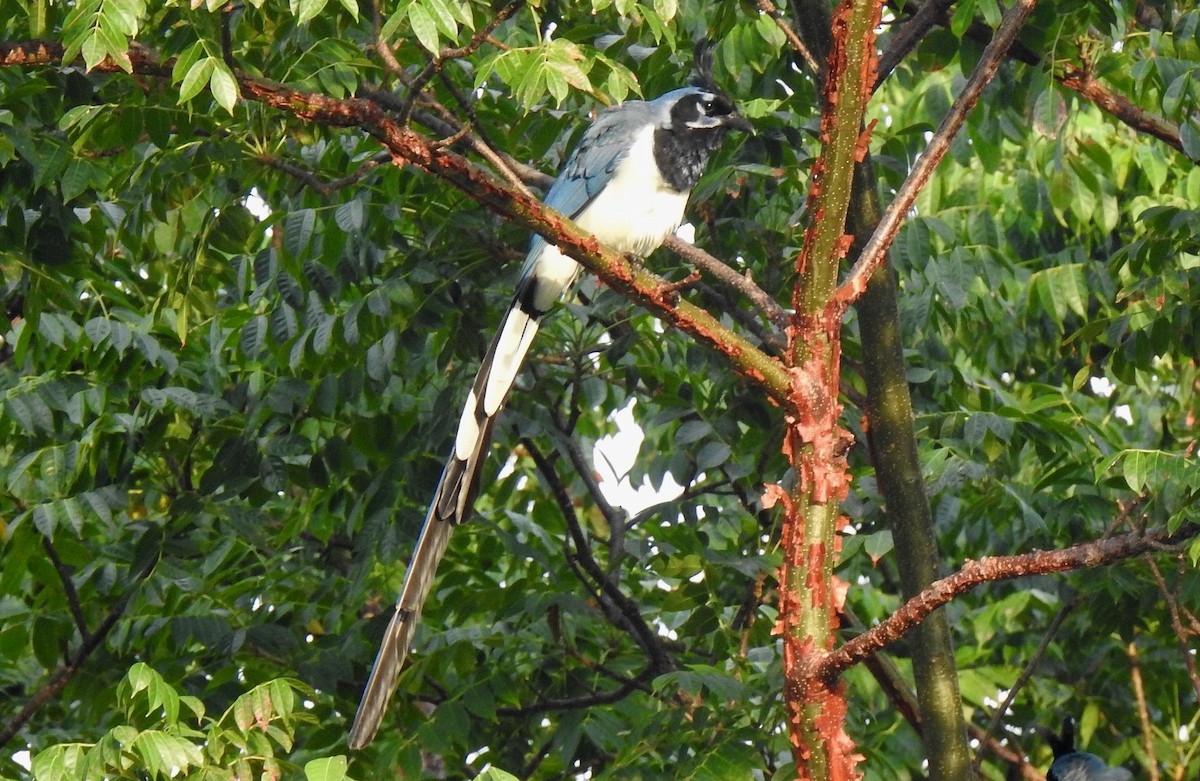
[395,0,521,126]
[818,523,1200,680]
[970,597,1077,775]
[843,602,1045,781]
[755,0,821,74]
[875,0,1190,160]
[836,0,1038,305]
[0,40,794,410]
[40,536,89,638]
[494,667,657,718]
[874,0,956,88]
[258,152,390,195]
[521,438,675,676]
[0,556,157,746]
[662,236,789,334]
[1145,557,1200,703]
[1126,639,1161,781]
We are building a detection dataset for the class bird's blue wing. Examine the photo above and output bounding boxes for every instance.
[523,101,654,271]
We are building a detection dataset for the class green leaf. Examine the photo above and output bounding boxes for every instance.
[31,743,89,781]
[334,199,364,233]
[210,63,239,114]
[675,420,712,445]
[294,0,329,24]
[120,663,181,724]
[1181,118,1200,162]
[408,2,441,53]
[132,730,205,778]
[178,57,216,104]
[305,756,349,781]
[284,209,317,258]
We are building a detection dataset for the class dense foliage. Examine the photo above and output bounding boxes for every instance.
[1,0,1198,779]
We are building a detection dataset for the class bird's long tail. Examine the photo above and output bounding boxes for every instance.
[348,299,544,749]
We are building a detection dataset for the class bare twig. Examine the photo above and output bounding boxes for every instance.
[663,236,790,333]
[971,597,1078,775]
[258,152,390,195]
[1127,639,1161,781]
[1145,557,1200,703]
[756,0,821,74]
[836,0,1038,305]
[41,536,89,637]
[0,556,158,746]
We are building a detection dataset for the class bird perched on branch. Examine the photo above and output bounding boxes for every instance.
[348,56,752,749]
[1044,717,1133,781]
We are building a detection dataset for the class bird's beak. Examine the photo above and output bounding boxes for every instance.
[724,114,755,135]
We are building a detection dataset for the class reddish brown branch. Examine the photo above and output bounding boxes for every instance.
[1058,66,1185,156]
[819,523,1200,679]
[0,39,793,407]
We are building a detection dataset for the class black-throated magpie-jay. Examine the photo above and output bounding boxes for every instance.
[1044,717,1133,781]
[349,79,751,749]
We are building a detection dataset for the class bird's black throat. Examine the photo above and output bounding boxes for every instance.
[653,127,728,192]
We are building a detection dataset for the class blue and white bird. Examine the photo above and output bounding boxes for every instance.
[348,80,751,748]
[1045,718,1133,781]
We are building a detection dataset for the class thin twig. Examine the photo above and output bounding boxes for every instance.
[836,0,1039,305]
[396,0,521,126]
[663,236,790,333]
[494,667,657,718]
[521,438,674,675]
[842,602,1044,780]
[41,536,89,637]
[692,280,786,355]
[258,152,389,195]
[1145,557,1200,703]
[359,86,536,193]
[0,556,158,746]
[546,407,624,539]
[1127,639,1161,781]
[756,0,821,74]
[970,596,1078,775]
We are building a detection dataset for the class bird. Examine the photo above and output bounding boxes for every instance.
[347,69,752,749]
[1044,717,1133,781]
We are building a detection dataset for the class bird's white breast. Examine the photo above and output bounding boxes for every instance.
[574,125,689,256]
